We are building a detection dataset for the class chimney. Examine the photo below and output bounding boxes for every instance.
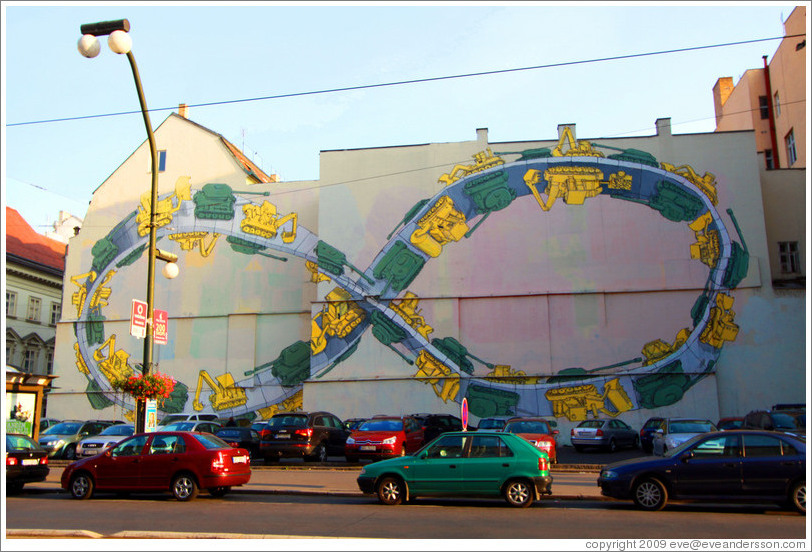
[179,103,189,119]
[712,77,734,126]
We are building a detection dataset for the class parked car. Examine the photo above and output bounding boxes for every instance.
[6,433,49,494]
[344,418,368,431]
[215,426,261,460]
[260,411,348,463]
[158,413,219,425]
[251,421,272,440]
[598,429,806,513]
[571,419,639,452]
[357,431,553,508]
[344,416,425,462]
[476,416,512,431]
[38,418,61,433]
[540,416,561,445]
[651,418,716,455]
[412,413,463,443]
[76,424,135,458]
[717,417,745,431]
[639,417,665,453]
[743,410,805,437]
[161,421,222,434]
[502,417,558,464]
[38,420,114,459]
[61,431,252,501]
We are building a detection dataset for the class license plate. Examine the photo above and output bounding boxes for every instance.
[360,445,376,451]
[232,455,248,464]
[22,459,39,466]
[276,434,291,439]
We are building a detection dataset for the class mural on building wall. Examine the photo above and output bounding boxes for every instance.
[68,126,747,423]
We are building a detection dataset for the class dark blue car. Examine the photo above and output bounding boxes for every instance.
[598,429,806,513]
[639,417,665,453]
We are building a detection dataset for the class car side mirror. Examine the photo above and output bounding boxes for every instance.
[681,451,694,462]
[104,450,112,457]
[656,429,664,435]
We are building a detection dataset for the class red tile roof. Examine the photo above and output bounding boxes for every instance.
[5,207,66,271]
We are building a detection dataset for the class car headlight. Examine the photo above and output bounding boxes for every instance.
[601,470,619,480]
[382,436,397,445]
[346,436,355,445]
[359,467,366,476]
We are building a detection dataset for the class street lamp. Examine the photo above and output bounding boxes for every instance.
[78,19,176,433]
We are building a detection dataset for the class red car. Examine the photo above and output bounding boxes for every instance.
[502,417,558,464]
[60,431,251,501]
[344,416,424,462]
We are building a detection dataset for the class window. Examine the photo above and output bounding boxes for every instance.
[773,92,781,117]
[758,96,770,119]
[779,241,800,273]
[785,129,797,166]
[743,434,783,457]
[150,150,167,172]
[112,435,149,457]
[23,349,38,372]
[692,435,739,457]
[471,435,510,458]
[765,149,774,170]
[46,351,54,375]
[49,302,61,326]
[6,291,17,317]
[26,297,41,322]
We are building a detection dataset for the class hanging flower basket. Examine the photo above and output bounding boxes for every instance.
[112,372,176,402]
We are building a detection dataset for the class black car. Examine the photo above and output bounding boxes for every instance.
[260,411,349,463]
[598,429,806,513]
[640,417,665,453]
[6,434,50,494]
[412,413,463,443]
[216,426,261,460]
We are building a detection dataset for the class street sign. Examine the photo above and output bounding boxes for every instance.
[153,309,168,345]
[130,299,148,338]
[461,397,469,431]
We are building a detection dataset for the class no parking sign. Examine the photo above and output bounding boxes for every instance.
[461,397,469,431]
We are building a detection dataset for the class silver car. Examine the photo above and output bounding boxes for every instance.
[570,419,639,452]
[75,424,135,457]
[651,418,717,455]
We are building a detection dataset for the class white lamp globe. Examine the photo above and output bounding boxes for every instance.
[78,35,101,58]
[162,262,179,280]
[108,30,132,54]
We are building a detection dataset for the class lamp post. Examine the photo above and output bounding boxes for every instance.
[78,19,178,433]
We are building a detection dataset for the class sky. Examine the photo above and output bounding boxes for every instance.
[1,1,804,235]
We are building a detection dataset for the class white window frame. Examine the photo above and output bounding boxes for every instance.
[785,129,797,166]
[23,348,39,372]
[779,241,801,274]
[50,302,61,326]
[774,91,781,117]
[26,297,41,322]
[6,291,17,317]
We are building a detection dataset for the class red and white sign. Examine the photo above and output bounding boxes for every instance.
[461,397,469,432]
[153,309,168,345]
[130,299,148,338]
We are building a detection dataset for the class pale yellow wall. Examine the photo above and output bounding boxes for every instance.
[759,166,807,282]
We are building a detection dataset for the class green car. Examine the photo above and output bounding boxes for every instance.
[357,431,553,508]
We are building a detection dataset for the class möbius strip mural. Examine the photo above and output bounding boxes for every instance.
[70,125,746,423]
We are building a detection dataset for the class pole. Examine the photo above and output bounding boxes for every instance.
[124,50,159,434]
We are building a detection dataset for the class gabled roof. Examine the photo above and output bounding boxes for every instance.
[4,207,66,272]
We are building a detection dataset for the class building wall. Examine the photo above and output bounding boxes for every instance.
[759,166,807,285]
[713,69,771,154]
[50,119,805,436]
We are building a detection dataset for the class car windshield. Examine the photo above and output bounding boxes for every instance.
[42,422,82,435]
[478,419,506,429]
[643,419,663,429]
[505,421,549,434]
[268,415,307,428]
[163,422,196,431]
[771,413,802,429]
[99,425,134,436]
[358,419,403,432]
[7,434,40,450]
[669,420,714,433]
[577,420,605,429]
[193,433,231,450]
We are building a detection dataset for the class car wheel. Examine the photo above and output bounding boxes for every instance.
[70,472,94,500]
[376,476,405,505]
[607,438,617,453]
[209,486,231,498]
[64,444,77,460]
[633,478,667,511]
[171,473,199,501]
[309,442,327,463]
[504,479,534,508]
[789,480,805,514]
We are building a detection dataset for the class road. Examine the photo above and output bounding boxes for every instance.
[6,490,805,540]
